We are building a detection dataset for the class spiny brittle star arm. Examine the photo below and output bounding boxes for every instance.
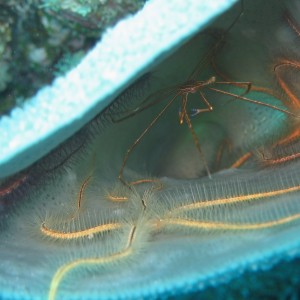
[48,225,136,300]
[159,213,300,231]
[40,222,122,240]
[169,184,300,215]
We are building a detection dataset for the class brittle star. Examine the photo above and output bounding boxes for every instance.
[39,159,300,300]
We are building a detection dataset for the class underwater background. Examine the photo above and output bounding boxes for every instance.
[0,0,300,299]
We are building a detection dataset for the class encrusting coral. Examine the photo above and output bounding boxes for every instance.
[0,0,146,115]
